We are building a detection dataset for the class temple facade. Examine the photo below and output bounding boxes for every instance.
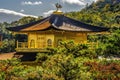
[7,6,108,52]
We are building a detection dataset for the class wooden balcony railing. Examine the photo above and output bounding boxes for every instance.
[17,41,28,48]
[16,41,98,49]
[16,41,98,52]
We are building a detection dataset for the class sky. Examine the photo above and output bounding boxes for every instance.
[0,0,98,22]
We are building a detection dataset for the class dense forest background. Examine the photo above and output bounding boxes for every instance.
[0,0,120,80]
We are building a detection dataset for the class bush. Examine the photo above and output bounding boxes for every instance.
[0,58,43,80]
[56,41,96,58]
[93,29,120,57]
[0,39,15,53]
[84,59,120,79]
[36,53,49,63]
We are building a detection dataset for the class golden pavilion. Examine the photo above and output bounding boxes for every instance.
[7,4,108,52]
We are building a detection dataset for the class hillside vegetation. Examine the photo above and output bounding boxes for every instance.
[65,0,120,28]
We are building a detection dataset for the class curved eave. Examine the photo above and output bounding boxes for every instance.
[6,16,51,32]
[7,24,109,33]
[24,24,109,32]
[52,25,109,32]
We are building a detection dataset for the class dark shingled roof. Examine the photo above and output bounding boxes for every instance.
[7,14,109,32]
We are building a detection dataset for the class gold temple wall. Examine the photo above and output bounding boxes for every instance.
[16,30,88,49]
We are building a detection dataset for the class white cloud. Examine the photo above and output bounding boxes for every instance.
[20,9,24,12]
[22,1,42,6]
[62,0,85,5]
[0,9,38,18]
[43,10,55,17]
[94,0,99,2]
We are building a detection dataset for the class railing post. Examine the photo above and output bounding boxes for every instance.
[16,40,18,48]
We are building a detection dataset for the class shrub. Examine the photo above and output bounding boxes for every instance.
[36,53,49,63]
[0,39,15,53]
[84,59,120,79]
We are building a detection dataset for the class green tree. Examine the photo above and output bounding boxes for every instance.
[18,16,37,25]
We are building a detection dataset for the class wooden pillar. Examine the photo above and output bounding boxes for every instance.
[16,40,18,48]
